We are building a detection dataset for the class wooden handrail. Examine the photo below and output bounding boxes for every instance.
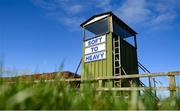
[66,71,180,82]
[96,86,180,91]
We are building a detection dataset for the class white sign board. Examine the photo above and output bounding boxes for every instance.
[85,43,106,55]
[85,35,106,47]
[84,35,106,62]
[85,51,106,62]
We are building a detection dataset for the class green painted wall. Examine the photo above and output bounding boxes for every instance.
[120,38,139,87]
[120,38,138,75]
[81,33,113,87]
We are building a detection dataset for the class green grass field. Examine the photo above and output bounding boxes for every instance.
[0,78,179,110]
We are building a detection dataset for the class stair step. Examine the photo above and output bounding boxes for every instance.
[114,80,120,82]
[114,75,120,76]
[114,40,119,42]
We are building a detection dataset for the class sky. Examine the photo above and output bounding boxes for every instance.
[0,0,180,85]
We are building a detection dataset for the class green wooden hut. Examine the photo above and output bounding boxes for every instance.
[81,12,139,88]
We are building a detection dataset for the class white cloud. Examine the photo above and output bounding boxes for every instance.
[115,0,152,24]
[96,0,112,11]
[56,1,84,15]
[32,0,58,11]
[31,0,86,30]
[31,0,180,31]
[153,13,176,25]
[32,0,84,15]
[65,4,83,15]
[58,16,84,31]
[114,0,180,31]
[147,0,179,30]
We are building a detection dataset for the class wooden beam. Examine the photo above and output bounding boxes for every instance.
[96,86,180,91]
[48,71,180,82]
[80,71,180,81]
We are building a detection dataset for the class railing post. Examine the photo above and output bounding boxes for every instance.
[130,80,138,110]
[168,72,176,99]
[99,80,102,88]
[98,80,102,95]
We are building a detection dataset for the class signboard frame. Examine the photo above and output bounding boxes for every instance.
[84,35,106,63]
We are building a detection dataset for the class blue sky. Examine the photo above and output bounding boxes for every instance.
[0,0,180,81]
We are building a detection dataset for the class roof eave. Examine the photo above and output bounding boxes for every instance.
[111,14,137,35]
[80,11,137,35]
[80,11,112,27]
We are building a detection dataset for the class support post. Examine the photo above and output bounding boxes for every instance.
[98,80,102,95]
[99,80,102,88]
[134,35,137,49]
[130,80,138,110]
[153,78,157,97]
[83,28,86,41]
[149,77,152,88]
[168,72,176,99]
[109,16,113,32]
